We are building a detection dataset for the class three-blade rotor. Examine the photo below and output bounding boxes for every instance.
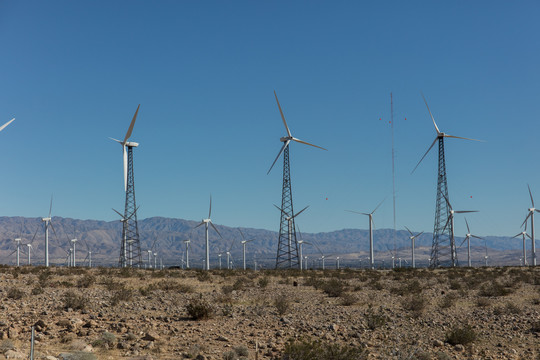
[412,94,482,174]
[110,105,140,191]
[267,91,327,174]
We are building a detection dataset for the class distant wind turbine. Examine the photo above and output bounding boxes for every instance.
[42,196,58,267]
[346,198,385,269]
[405,226,424,268]
[522,184,539,266]
[194,195,222,270]
[512,226,529,267]
[459,218,482,267]
[238,229,255,271]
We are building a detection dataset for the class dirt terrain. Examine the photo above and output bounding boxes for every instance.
[0,266,538,360]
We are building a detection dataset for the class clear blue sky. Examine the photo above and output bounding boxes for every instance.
[0,1,538,238]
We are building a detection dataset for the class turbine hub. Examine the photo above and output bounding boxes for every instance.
[280,136,292,142]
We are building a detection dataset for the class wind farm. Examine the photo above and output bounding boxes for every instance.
[0,2,539,359]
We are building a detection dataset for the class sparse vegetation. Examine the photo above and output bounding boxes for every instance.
[445,324,478,345]
[92,331,116,349]
[186,298,214,320]
[6,287,25,300]
[62,290,86,310]
[365,304,387,330]
[275,294,291,315]
[281,337,368,360]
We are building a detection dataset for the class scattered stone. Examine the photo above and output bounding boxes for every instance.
[141,331,159,341]
[4,349,26,359]
[217,335,229,342]
[433,339,444,347]
[454,344,465,352]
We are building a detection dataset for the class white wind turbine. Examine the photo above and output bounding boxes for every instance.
[522,184,539,266]
[22,225,39,266]
[238,229,255,270]
[42,196,58,267]
[346,199,384,270]
[442,194,478,267]
[404,226,424,268]
[183,239,191,269]
[296,225,311,271]
[512,225,529,267]
[81,238,92,268]
[109,105,140,192]
[311,240,332,270]
[225,238,236,270]
[9,223,25,266]
[194,196,222,270]
[459,218,483,267]
[483,239,489,267]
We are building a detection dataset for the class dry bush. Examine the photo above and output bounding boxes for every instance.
[493,302,521,315]
[282,337,368,360]
[77,274,96,288]
[258,276,270,288]
[364,305,387,330]
[6,287,25,300]
[92,331,116,349]
[391,280,423,296]
[445,324,477,345]
[186,298,214,320]
[321,278,347,297]
[62,290,86,310]
[340,292,356,306]
[402,295,428,316]
[275,294,291,315]
[478,281,513,297]
[439,292,458,309]
[110,288,133,305]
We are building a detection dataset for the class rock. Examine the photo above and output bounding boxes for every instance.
[141,331,159,341]
[7,326,18,339]
[454,344,465,352]
[329,324,339,332]
[4,349,26,359]
[45,356,58,360]
[217,335,229,342]
[34,319,47,329]
[433,339,444,347]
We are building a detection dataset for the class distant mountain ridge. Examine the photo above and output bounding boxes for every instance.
[0,216,526,267]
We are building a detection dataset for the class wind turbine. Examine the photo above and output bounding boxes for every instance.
[441,194,478,267]
[238,229,255,270]
[110,105,142,268]
[112,207,138,267]
[346,199,384,270]
[8,223,25,266]
[459,218,482,267]
[268,91,326,269]
[81,238,92,268]
[274,204,309,269]
[483,239,489,267]
[512,227,529,267]
[183,239,191,269]
[42,196,58,267]
[412,93,482,267]
[522,184,539,266]
[21,224,39,266]
[194,196,222,270]
[404,226,424,268]
[225,238,236,270]
[296,224,311,271]
[311,240,332,270]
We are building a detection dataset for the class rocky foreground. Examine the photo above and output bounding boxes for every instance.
[0,266,538,360]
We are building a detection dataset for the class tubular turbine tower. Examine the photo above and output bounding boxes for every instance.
[110,105,142,268]
[267,91,326,269]
[412,95,481,267]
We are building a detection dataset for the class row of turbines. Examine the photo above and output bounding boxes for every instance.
[2,91,538,270]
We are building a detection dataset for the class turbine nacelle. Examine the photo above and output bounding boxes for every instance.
[42,217,51,222]
[125,141,139,147]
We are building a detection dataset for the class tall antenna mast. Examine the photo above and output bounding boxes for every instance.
[391,93,397,259]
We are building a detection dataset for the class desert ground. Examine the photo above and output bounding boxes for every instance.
[0,265,538,360]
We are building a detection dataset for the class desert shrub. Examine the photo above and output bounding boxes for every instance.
[62,290,86,310]
[340,293,356,306]
[402,295,428,316]
[110,288,133,305]
[368,279,383,290]
[38,270,52,287]
[531,321,540,333]
[92,331,116,349]
[0,339,15,354]
[223,346,249,360]
[155,279,193,293]
[222,285,234,295]
[221,303,234,317]
[258,276,269,288]
[139,283,158,296]
[281,337,368,360]
[223,351,237,360]
[118,267,134,278]
[186,298,214,320]
[196,270,212,283]
[448,280,462,290]
[77,274,96,288]
[493,302,521,315]
[439,292,458,309]
[6,287,25,300]
[58,352,97,360]
[275,294,291,315]
[475,298,491,308]
[304,276,325,289]
[391,280,423,296]
[321,279,347,297]
[478,281,513,297]
[445,325,477,345]
[31,285,44,296]
[364,305,387,330]
[102,277,123,291]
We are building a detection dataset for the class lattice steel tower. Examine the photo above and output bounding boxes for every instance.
[412,94,481,268]
[267,91,326,269]
[110,105,143,268]
[119,145,142,267]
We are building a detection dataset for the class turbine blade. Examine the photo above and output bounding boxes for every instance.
[521,213,531,228]
[123,104,140,144]
[112,208,124,218]
[125,206,139,221]
[292,205,309,219]
[209,195,212,219]
[345,210,363,215]
[210,221,222,238]
[465,218,471,234]
[109,137,123,144]
[441,193,452,211]
[442,216,451,233]
[237,228,246,240]
[404,226,413,236]
[267,140,290,175]
[49,195,53,218]
[421,92,440,134]
[372,198,385,214]
[274,204,287,216]
[528,184,534,207]
[228,237,235,252]
[123,146,128,192]
[292,137,327,151]
[459,237,467,248]
[471,235,483,239]
[411,137,438,174]
[444,134,484,142]
[194,221,205,229]
[454,210,478,214]
[415,231,424,238]
[31,224,39,244]
[0,118,15,132]
[274,91,291,137]
[512,233,522,238]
